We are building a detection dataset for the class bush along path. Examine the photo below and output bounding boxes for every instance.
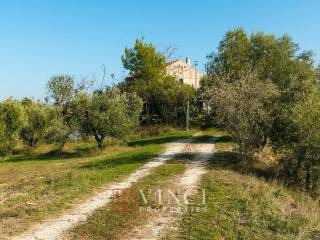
[11,135,196,240]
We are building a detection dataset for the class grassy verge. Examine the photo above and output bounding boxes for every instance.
[165,131,320,240]
[0,128,195,236]
[66,159,187,240]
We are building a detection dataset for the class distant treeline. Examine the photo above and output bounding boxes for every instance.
[0,39,196,153]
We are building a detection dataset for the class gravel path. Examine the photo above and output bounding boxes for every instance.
[123,138,216,240]
[11,137,195,240]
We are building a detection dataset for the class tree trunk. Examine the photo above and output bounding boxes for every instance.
[94,134,105,149]
[145,101,150,125]
[29,139,34,148]
[58,141,66,152]
[97,140,103,149]
[306,167,311,192]
[29,138,38,148]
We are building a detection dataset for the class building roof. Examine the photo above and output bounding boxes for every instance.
[165,59,180,66]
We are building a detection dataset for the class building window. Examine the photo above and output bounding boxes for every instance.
[179,78,184,84]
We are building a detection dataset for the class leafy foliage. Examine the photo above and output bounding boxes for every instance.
[280,87,320,193]
[73,87,143,148]
[45,74,81,149]
[46,75,75,106]
[205,70,279,152]
[20,98,49,147]
[202,28,316,147]
[0,98,26,154]
[202,28,319,194]
[44,106,71,149]
[121,38,195,125]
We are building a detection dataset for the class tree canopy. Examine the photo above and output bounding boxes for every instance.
[0,98,26,154]
[203,28,317,146]
[201,28,320,194]
[73,87,142,148]
[121,38,196,125]
[20,98,49,147]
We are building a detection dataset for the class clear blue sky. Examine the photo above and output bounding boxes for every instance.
[0,0,319,100]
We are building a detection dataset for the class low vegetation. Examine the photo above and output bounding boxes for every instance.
[165,131,320,239]
[67,159,187,240]
[0,128,194,236]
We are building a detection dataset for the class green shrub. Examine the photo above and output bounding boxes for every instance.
[0,98,26,154]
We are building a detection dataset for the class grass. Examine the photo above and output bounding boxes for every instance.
[4,126,317,239]
[0,128,195,237]
[66,159,187,240]
[128,127,197,146]
[172,169,320,239]
[66,129,234,240]
[165,132,320,240]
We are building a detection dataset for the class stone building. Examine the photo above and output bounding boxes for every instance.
[166,57,203,89]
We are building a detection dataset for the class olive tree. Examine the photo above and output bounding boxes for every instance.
[45,74,92,148]
[0,98,26,154]
[202,28,319,195]
[0,118,6,152]
[73,87,142,148]
[46,75,75,106]
[203,28,316,146]
[204,70,279,153]
[284,87,320,193]
[19,98,49,148]
[44,106,71,150]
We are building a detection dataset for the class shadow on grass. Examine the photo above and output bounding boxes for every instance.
[5,146,99,163]
[80,134,231,170]
[127,135,191,147]
[5,133,233,167]
[80,150,159,169]
[4,134,192,163]
[208,151,274,180]
[214,135,233,143]
[127,133,232,147]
